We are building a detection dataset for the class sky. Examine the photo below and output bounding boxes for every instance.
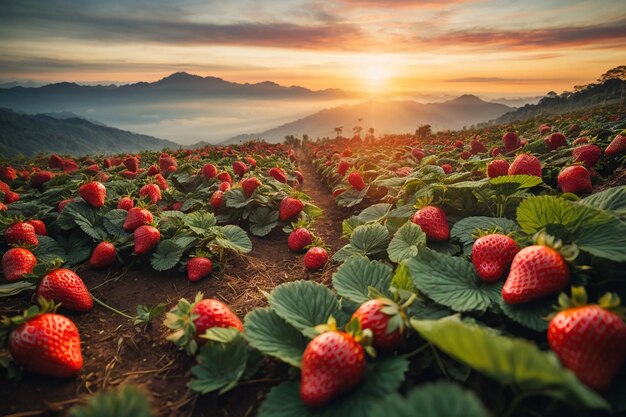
[0,0,625,97]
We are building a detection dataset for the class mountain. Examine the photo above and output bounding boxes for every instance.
[223,95,512,144]
[0,108,179,158]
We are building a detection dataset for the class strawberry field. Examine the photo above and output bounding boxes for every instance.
[1,105,626,417]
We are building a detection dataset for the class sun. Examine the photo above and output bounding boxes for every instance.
[363,66,390,93]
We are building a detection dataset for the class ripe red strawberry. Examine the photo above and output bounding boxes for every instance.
[117,196,134,211]
[134,225,160,255]
[544,132,567,150]
[159,153,177,173]
[502,131,521,153]
[30,170,55,186]
[573,136,590,145]
[269,167,288,183]
[84,164,99,175]
[201,163,218,179]
[245,156,257,168]
[337,160,350,176]
[172,201,183,211]
[63,159,79,173]
[57,198,73,212]
[572,144,601,168]
[0,202,6,211]
[232,161,248,177]
[123,207,153,232]
[89,242,117,268]
[49,154,65,170]
[37,268,93,312]
[210,190,224,209]
[304,247,329,270]
[139,183,162,204]
[300,330,365,407]
[352,299,404,353]
[154,173,168,190]
[605,133,626,156]
[491,147,501,157]
[217,171,232,184]
[440,164,453,174]
[187,257,213,282]
[2,247,36,282]
[460,150,471,160]
[502,245,569,305]
[470,140,486,155]
[411,206,449,242]
[241,177,261,198]
[454,140,464,149]
[4,190,19,204]
[539,124,552,135]
[548,294,626,391]
[288,228,313,252]
[9,313,83,377]
[412,148,425,160]
[120,170,137,179]
[26,219,47,236]
[294,170,304,183]
[219,181,231,192]
[79,181,106,208]
[279,197,304,221]
[348,171,366,191]
[487,159,510,178]
[0,166,16,183]
[508,153,542,177]
[5,222,38,246]
[146,164,159,176]
[471,234,519,283]
[558,166,592,195]
[123,156,139,173]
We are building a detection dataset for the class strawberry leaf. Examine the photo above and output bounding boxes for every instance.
[68,385,153,417]
[387,221,427,263]
[244,307,307,368]
[103,209,130,236]
[249,207,279,237]
[184,211,217,235]
[495,297,553,332]
[406,248,502,313]
[214,225,252,254]
[151,240,184,271]
[579,185,626,219]
[357,203,392,223]
[332,256,393,304]
[333,223,390,262]
[32,235,67,264]
[371,382,490,417]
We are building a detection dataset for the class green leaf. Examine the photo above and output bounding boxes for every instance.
[387,221,426,263]
[336,188,368,208]
[32,235,67,264]
[134,303,167,326]
[244,308,307,368]
[357,203,392,223]
[188,334,248,394]
[371,382,490,417]
[579,185,626,219]
[334,223,390,262]
[184,211,217,235]
[103,209,130,236]
[490,174,543,189]
[214,225,252,254]
[151,240,184,271]
[450,216,519,250]
[249,207,279,237]
[257,356,409,417]
[68,385,153,417]
[496,297,553,332]
[303,203,323,221]
[0,281,36,297]
[225,188,249,208]
[268,281,340,336]
[410,316,610,411]
[59,202,105,240]
[390,262,414,292]
[332,256,394,304]
[406,248,501,313]
[61,230,92,266]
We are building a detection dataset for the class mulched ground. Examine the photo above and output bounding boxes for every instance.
[0,150,351,417]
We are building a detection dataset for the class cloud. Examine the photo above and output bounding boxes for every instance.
[447,77,537,83]
[339,0,473,7]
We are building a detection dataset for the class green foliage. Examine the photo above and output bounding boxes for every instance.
[333,223,390,262]
[332,256,393,304]
[387,221,426,263]
[68,385,153,417]
[150,240,184,271]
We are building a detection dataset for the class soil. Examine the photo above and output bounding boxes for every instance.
[0,150,351,417]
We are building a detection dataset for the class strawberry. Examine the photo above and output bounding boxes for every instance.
[5,222,38,246]
[460,150,471,160]
[9,313,83,377]
[471,234,519,283]
[57,198,73,212]
[84,164,99,175]
[0,166,16,183]
[470,140,486,155]
[159,153,177,173]
[412,148,425,160]
[37,268,93,312]
[491,147,501,157]
[139,183,162,204]
[502,131,521,153]
[348,171,366,191]
[333,188,346,198]
[79,181,106,208]
[241,177,261,198]
[2,247,36,282]
[294,170,304,183]
[120,170,137,179]
[30,170,55,186]
[217,171,232,184]
[0,202,6,211]
[454,140,464,149]
[232,161,248,177]
[49,153,65,169]
[508,153,542,177]
[172,201,183,211]
[210,190,224,209]
[279,197,304,221]
[123,207,153,232]
[558,165,592,195]
[63,159,79,173]
[337,160,350,176]
[487,159,509,178]
[539,124,552,135]
[300,330,365,407]
[441,164,453,174]
[187,257,213,282]
[544,132,567,150]
[573,136,590,145]
[548,289,626,391]
[288,228,313,252]
[134,225,160,255]
[502,245,569,305]
[201,163,218,179]
[89,242,117,268]
[219,181,231,192]
[154,173,168,190]
[269,167,288,183]
[352,299,404,353]
[244,156,257,168]
[572,144,601,168]
[411,206,449,242]
[146,164,159,176]
[123,156,139,173]
[4,190,19,204]
[605,133,626,156]
[117,196,134,211]
[304,247,329,270]
[26,219,47,236]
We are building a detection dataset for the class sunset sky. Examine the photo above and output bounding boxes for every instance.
[1,0,625,97]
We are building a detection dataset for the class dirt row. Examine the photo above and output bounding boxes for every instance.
[0,150,350,417]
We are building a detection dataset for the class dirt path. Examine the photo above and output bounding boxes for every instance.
[1,150,350,417]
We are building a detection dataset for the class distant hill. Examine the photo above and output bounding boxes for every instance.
[0,108,179,158]
[223,95,512,144]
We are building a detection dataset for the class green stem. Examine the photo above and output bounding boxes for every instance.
[91,293,135,320]
[403,343,430,359]
[430,344,449,379]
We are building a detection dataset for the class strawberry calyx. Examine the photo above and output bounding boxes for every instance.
[164,292,203,355]
[22,258,65,282]
[548,286,626,320]
[533,230,579,262]
[412,195,442,210]
[314,316,375,356]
